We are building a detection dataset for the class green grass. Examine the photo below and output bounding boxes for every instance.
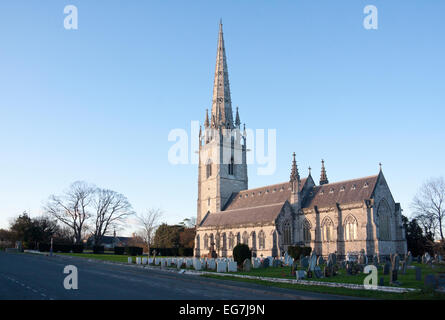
[230,262,445,290]
[201,274,445,300]
[56,252,147,263]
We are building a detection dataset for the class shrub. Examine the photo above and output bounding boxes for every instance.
[125,246,143,256]
[287,246,312,260]
[114,247,125,255]
[93,245,104,254]
[38,243,51,252]
[233,243,251,266]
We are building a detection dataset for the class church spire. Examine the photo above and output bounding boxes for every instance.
[204,109,209,128]
[290,152,300,184]
[211,20,234,129]
[235,107,241,128]
[320,159,329,185]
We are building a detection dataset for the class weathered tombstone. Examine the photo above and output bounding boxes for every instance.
[309,253,317,271]
[148,258,154,265]
[358,249,366,265]
[228,261,238,272]
[261,258,270,269]
[243,259,252,272]
[272,259,282,268]
[208,259,216,270]
[296,270,306,280]
[193,259,202,271]
[424,274,438,290]
[128,257,133,264]
[317,256,324,266]
[415,266,422,281]
[390,254,400,285]
[406,251,413,266]
[267,256,273,266]
[142,257,148,265]
[217,261,227,273]
[300,256,309,269]
[252,258,260,269]
[135,257,141,265]
[314,265,323,278]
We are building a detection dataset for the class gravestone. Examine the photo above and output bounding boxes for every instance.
[228,261,238,272]
[314,266,323,278]
[243,259,252,272]
[317,256,324,266]
[261,258,270,269]
[252,258,261,269]
[406,251,413,266]
[373,255,379,269]
[300,257,309,269]
[128,257,133,264]
[415,266,422,281]
[291,260,298,276]
[208,259,216,270]
[390,254,400,285]
[358,249,366,265]
[193,259,202,271]
[272,259,282,268]
[401,261,407,275]
[142,257,148,265]
[424,274,438,290]
[267,256,273,266]
[217,261,227,273]
[296,270,306,280]
[309,253,317,271]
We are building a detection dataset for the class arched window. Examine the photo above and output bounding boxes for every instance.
[283,221,292,245]
[322,217,334,242]
[258,230,266,249]
[250,231,256,249]
[222,233,227,250]
[206,160,212,179]
[196,234,200,249]
[215,233,220,250]
[378,199,391,240]
[228,232,234,249]
[303,219,312,242]
[242,231,249,245]
[344,215,358,241]
[228,157,234,175]
[236,232,241,245]
[209,233,214,247]
[204,234,209,250]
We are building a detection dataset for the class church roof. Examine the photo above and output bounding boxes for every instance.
[200,203,286,227]
[302,174,379,208]
[223,179,307,211]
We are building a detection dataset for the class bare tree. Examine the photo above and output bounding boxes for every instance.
[136,208,163,256]
[412,177,445,241]
[44,181,94,244]
[92,188,134,246]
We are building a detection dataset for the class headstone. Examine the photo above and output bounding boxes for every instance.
[176,258,183,269]
[217,261,227,273]
[272,259,282,268]
[317,256,324,266]
[252,258,261,269]
[148,258,154,265]
[228,261,238,272]
[267,256,273,266]
[208,259,216,270]
[424,274,438,290]
[186,259,193,268]
[243,259,252,272]
[291,260,298,276]
[142,257,148,265]
[300,256,309,269]
[314,266,323,278]
[373,255,379,269]
[401,261,407,275]
[358,249,366,265]
[193,259,202,271]
[415,266,422,281]
[128,257,133,264]
[309,253,317,271]
[261,258,270,269]
[296,270,306,280]
[406,251,413,265]
[135,257,141,265]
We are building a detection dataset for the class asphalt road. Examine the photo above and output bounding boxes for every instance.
[0,252,356,300]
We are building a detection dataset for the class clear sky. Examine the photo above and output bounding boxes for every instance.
[0,1,444,235]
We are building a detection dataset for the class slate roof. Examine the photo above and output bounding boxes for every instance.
[302,175,379,208]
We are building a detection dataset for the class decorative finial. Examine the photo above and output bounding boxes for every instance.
[204,109,209,128]
[320,159,329,185]
[308,166,312,175]
[290,152,300,183]
[379,162,382,171]
[235,106,241,128]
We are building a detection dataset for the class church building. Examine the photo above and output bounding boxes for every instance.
[194,22,407,259]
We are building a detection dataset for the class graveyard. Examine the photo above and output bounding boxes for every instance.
[55,250,445,300]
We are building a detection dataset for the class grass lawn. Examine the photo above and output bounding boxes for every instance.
[231,262,445,290]
[56,252,148,263]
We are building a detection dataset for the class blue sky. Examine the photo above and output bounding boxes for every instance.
[0,1,444,234]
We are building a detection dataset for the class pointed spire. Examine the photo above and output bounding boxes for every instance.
[204,109,209,128]
[235,106,241,128]
[290,152,300,183]
[211,20,234,129]
[320,159,329,185]
[308,166,312,176]
[379,162,382,172]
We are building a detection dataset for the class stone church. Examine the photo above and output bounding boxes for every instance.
[194,22,407,259]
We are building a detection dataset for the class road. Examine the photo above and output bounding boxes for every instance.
[0,252,356,300]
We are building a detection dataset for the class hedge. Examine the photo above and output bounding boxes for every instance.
[125,246,143,256]
[93,245,104,254]
[148,247,194,257]
[114,247,125,255]
[233,243,251,266]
